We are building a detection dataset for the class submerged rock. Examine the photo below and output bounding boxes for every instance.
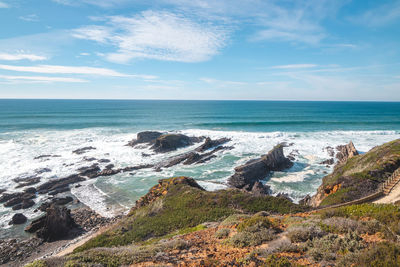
[72,146,96,155]
[228,144,293,189]
[319,158,335,165]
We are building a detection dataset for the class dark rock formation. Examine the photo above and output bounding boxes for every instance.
[1,192,36,210]
[336,141,358,165]
[0,189,5,194]
[12,199,35,210]
[324,146,335,157]
[250,181,271,196]
[98,159,111,163]
[127,131,163,147]
[228,144,293,189]
[24,187,37,194]
[10,213,27,225]
[34,154,61,160]
[299,194,312,206]
[37,175,85,195]
[151,134,201,153]
[319,158,335,165]
[77,164,101,178]
[72,146,96,155]
[195,137,230,152]
[15,177,41,188]
[25,204,76,242]
[38,196,73,212]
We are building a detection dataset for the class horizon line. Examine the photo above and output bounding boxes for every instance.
[0,98,400,103]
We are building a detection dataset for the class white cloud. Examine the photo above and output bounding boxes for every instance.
[200,77,247,87]
[0,64,136,77]
[0,75,86,83]
[52,0,129,8]
[270,64,318,69]
[0,53,47,61]
[73,11,228,63]
[0,1,8,8]
[19,14,39,22]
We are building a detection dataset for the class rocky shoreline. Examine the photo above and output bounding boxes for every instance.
[0,204,120,267]
[0,130,368,266]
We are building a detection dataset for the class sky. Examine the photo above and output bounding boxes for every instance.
[0,0,400,101]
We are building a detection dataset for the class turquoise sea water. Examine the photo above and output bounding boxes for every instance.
[1,99,400,234]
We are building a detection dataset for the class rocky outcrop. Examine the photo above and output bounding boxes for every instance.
[133,177,204,211]
[153,138,233,170]
[0,191,36,210]
[10,213,27,225]
[72,146,96,155]
[151,134,203,153]
[228,144,293,190]
[319,158,334,165]
[25,204,76,241]
[127,131,163,147]
[195,137,230,152]
[37,174,85,195]
[299,194,312,206]
[336,141,358,165]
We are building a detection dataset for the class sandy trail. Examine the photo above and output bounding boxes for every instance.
[374,182,400,204]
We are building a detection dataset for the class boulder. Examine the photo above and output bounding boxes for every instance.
[25,204,76,241]
[12,199,35,210]
[228,144,293,189]
[10,213,27,225]
[127,131,163,147]
[336,141,358,165]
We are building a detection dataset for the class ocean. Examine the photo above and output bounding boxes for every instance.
[1,99,400,236]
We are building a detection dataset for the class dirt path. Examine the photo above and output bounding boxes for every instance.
[374,183,400,204]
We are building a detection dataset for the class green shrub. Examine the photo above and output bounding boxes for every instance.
[214,228,231,239]
[287,225,325,243]
[263,255,293,267]
[220,214,250,226]
[226,228,277,248]
[306,232,366,262]
[76,182,303,252]
[237,215,273,232]
[24,261,47,267]
[337,242,400,267]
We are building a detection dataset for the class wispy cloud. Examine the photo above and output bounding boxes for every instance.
[73,11,228,63]
[270,64,318,69]
[0,1,8,8]
[200,77,247,87]
[350,1,400,27]
[52,0,129,8]
[0,53,47,61]
[0,75,86,83]
[0,64,154,78]
[19,14,39,22]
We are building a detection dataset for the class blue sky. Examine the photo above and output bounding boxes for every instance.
[0,0,400,100]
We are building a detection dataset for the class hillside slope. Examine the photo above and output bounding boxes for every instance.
[311,139,400,207]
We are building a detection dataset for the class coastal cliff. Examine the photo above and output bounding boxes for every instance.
[21,138,400,266]
[311,139,400,207]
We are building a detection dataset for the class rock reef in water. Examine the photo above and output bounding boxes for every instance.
[228,144,293,190]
